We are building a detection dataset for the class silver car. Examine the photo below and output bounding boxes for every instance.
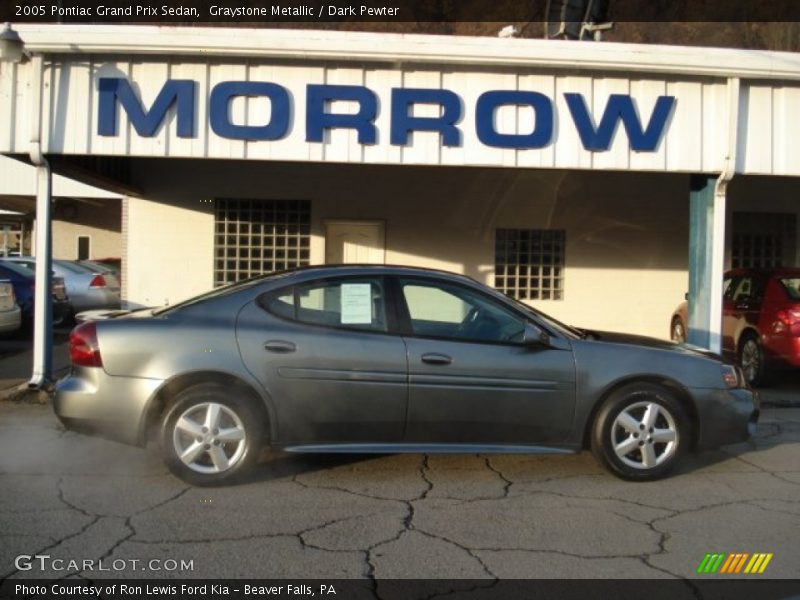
[54,265,759,486]
[3,257,121,314]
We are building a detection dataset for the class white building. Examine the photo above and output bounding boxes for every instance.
[0,154,121,260]
[1,24,799,348]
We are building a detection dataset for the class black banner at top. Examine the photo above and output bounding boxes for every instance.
[3,0,800,24]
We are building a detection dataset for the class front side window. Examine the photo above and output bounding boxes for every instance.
[265,278,388,332]
[400,279,526,344]
[722,277,733,297]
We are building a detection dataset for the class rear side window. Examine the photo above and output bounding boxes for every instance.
[778,277,800,300]
[263,278,388,332]
[729,277,765,303]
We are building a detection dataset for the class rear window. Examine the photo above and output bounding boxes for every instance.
[779,278,800,300]
[0,261,33,278]
[54,260,94,274]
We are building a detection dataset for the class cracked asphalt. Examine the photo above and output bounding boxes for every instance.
[1,402,799,581]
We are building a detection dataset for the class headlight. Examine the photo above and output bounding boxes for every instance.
[721,364,745,389]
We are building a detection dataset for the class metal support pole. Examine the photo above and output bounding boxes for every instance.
[27,53,53,389]
[687,175,716,351]
[30,164,53,387]
[687,78,739,355]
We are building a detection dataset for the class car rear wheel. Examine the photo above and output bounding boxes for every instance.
[591,383,688,481]
[739,334,767,387]
[161,384,264,486]
[670,317,686,343]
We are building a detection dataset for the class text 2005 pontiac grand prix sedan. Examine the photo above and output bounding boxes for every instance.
[54,266,758,485]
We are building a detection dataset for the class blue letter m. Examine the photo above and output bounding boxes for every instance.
[565,93,675,152]
[98,78,195,138]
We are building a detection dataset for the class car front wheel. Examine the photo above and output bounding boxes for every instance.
[591,383,688,481]
[161,384,264,486]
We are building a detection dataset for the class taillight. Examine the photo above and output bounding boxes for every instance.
[774,308,800,337]
[89,274,107,288]
[69,322,103,367]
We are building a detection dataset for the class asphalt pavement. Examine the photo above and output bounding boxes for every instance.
[0,333,798,582]
[1,401,799,581]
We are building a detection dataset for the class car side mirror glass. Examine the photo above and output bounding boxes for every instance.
[523,322,550,347]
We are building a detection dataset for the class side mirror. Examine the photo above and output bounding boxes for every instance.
[523,322,550,347]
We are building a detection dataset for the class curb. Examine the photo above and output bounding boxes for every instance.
[0,382,50,404]
[761,399,800,409]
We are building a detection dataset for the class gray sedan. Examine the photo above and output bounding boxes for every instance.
[4,258,121,314]
[54,266,758,485]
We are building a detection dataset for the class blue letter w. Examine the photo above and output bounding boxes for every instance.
[565,93,675,152]
[98,78,195,138]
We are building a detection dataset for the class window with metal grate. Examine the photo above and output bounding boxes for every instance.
[494,228,565,301]
[214,199,311,286]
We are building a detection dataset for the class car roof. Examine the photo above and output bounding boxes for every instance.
[726,267,800,278]
[266,264,482,285]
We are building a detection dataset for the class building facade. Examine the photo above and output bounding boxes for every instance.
[2,25,799,341]
[0,155,121,260]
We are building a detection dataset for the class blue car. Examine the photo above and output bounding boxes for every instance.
[0,261,72,326]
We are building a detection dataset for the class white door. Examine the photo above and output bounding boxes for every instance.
[325,221,385,264]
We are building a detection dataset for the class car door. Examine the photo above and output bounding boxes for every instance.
[395,277,577,445]
[236,275,408,445]
[721,275,739,353]
[726,275,765,350]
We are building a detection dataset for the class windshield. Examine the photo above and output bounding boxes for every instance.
[152,271,289,315]
[487,288,582,339]
[779,277,800,300]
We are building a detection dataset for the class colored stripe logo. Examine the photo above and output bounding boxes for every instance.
[697,553,773,574]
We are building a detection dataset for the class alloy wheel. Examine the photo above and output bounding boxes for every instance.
[740,339,761,385]
[172,402,247,474]
[610,400,679,470]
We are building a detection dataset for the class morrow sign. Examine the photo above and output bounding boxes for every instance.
[98,78,676,152]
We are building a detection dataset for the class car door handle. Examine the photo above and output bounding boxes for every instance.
[264,340,296,353]
[421,353,452,366]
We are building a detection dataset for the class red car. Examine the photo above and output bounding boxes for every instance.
[671,268,800,386]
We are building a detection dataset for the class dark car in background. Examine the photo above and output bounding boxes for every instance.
[671,267,800,386]
[0,279,22,334]
[0,262,71,327]
[55,265,758,486]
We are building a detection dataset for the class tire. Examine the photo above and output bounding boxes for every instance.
[160,383,265,486]
[590,382,689,481]
[738,333,767,387]
[670,317,686,343]
[52,307,74,328]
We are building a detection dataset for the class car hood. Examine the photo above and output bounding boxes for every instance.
[584,329,723,361]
